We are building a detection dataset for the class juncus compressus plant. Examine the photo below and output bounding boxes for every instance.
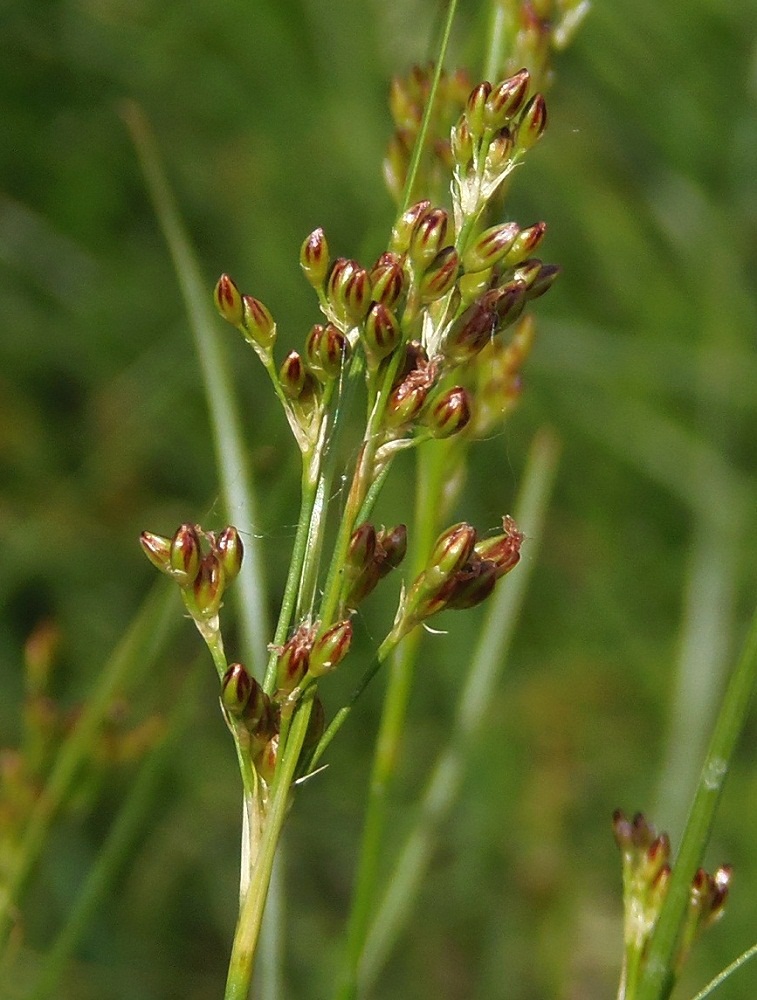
[135,3,757,999]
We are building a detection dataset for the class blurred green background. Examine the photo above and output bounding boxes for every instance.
[1,0,756,998]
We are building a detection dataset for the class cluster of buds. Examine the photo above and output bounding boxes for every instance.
[388,516,523,643]
[273,619,354,699]
[139,523,243,628]
[221,662,279,777]
[612,810,732,986]
[384,64,473,204]
[341,523,408,612]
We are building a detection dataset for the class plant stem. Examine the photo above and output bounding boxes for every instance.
[224,692,316,1000]
[636,603,757,1000]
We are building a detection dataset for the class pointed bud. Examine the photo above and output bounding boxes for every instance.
[342,523,380,608]
[327,258,372,326]
[441,291,500,365]
[516,93,548,151]
[276,624,315,695]
[385,375,430,429]
[426,522,478,580]
[363,303,401,370]
[485,127,514,174]
[465,81,492,139]
[511,257,544,291]
[458,267,494,307]
[383,131,411,204]
[419,246,459,303]
[485,69,530,127]
[169,523,202,587]
[375,524,408,576]
[221,662,254,716]
[525,263,560,300]
[192,553,224,619]
[214,274,244,326]
[443,560,498,610]
[300,228,330,289]
[409,208,450,272]
[241,295,277,349]
[450,115,473,167]
[426,386,472,438]
[474,516,523,578]
[140,530,173,576]
[463,222,520,273]
[255,734,278,784]
[279,350,307,399]
[503,222,547,266]
[369,256,405,309]
[216,526,244,585]
[306,323,350,381]
[390,200,432,253]
[309,620,353,677]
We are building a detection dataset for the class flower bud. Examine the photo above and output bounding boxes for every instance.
[215,526,244,585]
[369,255,405,309]
[443,560,498,610]
[390,200,432,253]
[140,530,173,576]
[458,267,493,307]
[426,386,472,438]
[169,523,202,587]
[484,69,530,128]
[221,662,254,716]
[525,263,560,300]
[383,131,411,204]
[242,295,277,350]
[363,303,401,370]
[300,228,330,289]
[419,246,459,303]
[516,93,548,150]
[256,734,278,784]
[465,81,492,139]
[409,208,449,272]
[279,350,307,399]
[193,553,224,619]
[309,620,353,678]
[450,115,473,167]
[463,222,520,273]
[485,127,514,175]
[342,523,380,608]
[441,291,500,365]
[385,375,430,429]
[426,522,477,580]
[375,524,408,576]
[214,274,244,326]
[276,624,315,695]
[503,222,547,266]
[474,515,523,578]
[306,323,350,381]
[327,258,372,326]
[511,257,544,291]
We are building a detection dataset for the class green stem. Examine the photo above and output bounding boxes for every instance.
[224,692,316,1000]
[636,603,757,1000]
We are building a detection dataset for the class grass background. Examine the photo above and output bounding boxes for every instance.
[1,0,756,997]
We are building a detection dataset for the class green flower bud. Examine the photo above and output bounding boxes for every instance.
[385,374,430,429]
[327,258,373,326]
[503,222,547,266]
[426,386,472,438]
[525,263,560,300]
[214,274,244,326]
[215,526,244,585]
[409,208,450,273]
[342,523,380,608]
[426,522,477,580]
[485,127,514,175]
[511,257,544,291]
[276,623,315,696]
[306,323,350,381]
[458,267,494,307]
[516,93,548,151]
[484,69,531,128]
[441,291,500,365]
[419,246,459,303]
[300,228,330,289]
[375,524,408,576]
[465,81,492,139]
[383,130,412,204]
[192,553,224,620]
[221,662,253,716]
[463,222,520,273]
[369,254,405,309]
[363,303,401,370]
[255,734,278,784]
[450,115,473,167]
[242,295,277,350]
[474,515,523,578]
[279,350,307,399]
[139,530,172,576]
[389,74,422,131]
[169,523,202,587]
[390,200,432,254]
[309,620,353,678]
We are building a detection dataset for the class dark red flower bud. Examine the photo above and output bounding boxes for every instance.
[300,227,330,288]
[516,93,548,150]
[193,553,224,619]
[465,81,492,139]
[463,222,520,273]
[390,200,432,253]
[279,350,307,399]
[140,530,172,576]
[369,256,405,308]
[485,69,531,127]
[363,303,401,369]
[375,524,408,576]
[214,274,244,326]
[419,246,459,302]
[170,523,202,587]
[309,620,353,677]
[215,526,244,585]
[426,386,472,438]
[241,295,277,349]
[409,208,450,272]
[221,662,254,716]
